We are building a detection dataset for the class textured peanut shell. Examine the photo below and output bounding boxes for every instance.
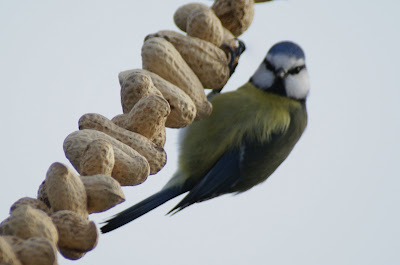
[119,69,196,128]
[2,235,23,247]
[78,113,166,174]
[0,206,58,246]
[186,8,224,47]
[37,181,51,209]
[113,112,166,148]
[149,30,230,90]
[79,139,115,176]
[0,236,22,265]
[222,27,238,49]
[142,37,212,120]
[58,246,86,260]
[45,162,88,218]
[173,3,209,32]
[119,71,163,113]
[64,130,150,185]
[112,95,169,148]
[51,210,98,255]
[212,0,255,37]
[81,174,125,214]
[10,197,51,216]
[12,237,57,265]
[112,144,149,185]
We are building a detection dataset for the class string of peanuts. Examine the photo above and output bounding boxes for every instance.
[0,0,272,264]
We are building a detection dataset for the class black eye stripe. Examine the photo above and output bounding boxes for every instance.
[263,60,305,75]
[263,58,275,71]
[288,65,305,75]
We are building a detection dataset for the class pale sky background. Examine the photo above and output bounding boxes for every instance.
[1,1,399,264]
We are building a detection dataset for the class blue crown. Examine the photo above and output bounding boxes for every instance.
[268,41,305,59]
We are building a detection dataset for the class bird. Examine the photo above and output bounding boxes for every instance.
[101,41,310,233]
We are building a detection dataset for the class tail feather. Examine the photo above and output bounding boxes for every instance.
[100,187,183,233]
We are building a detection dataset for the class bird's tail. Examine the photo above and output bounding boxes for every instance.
[100,187,183,233]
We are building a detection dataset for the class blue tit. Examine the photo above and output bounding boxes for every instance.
[101,41,310,233]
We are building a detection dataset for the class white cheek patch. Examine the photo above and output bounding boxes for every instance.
[285,69,310,99]
[251,64,274,89]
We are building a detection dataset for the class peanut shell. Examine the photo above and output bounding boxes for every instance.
[111,147,149,185]
[64,130,150,185]
[2,235,23,247]
[142,36,212,120]
[45,162,87,218]
[119,69,196,128]
[212,0,255,37]
[149,30,230,90]
[81,174,125,214]
[78,113,166,174]
[37,181,51,208]
[222,27,238,49]
[0,206,58,246]
[0,236,22,265]
[58,246,86,260]
[51,210,98,255]
[10,197,51,216]
[173,3,209,32]
[80,139,115,176]
[186,8,224,47]
[112,95,169,148]
[119,71,163,113]
[12,237,57,265]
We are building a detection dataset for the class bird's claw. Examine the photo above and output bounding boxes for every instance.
[223,39,246,76]
[209,39,246,98]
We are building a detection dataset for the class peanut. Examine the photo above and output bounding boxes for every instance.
[119,71,163,113]
[173,3,209,32]
[45,162,88,218]
[12,237,57,265]
[142,36,212,120]
[78,113,166,174]
[111,146,149,185]
[10,197,51,216]
[80,139,115,176]
[222,27,238,49]
[112,95,169,148]
[0,236,22,265]
[0,206,58,246]
[119,69,196,128]
[81,174,125,214]
[37,181,50,209]
[2,235,23,247]
[149,30,230,90]
[58,246,86,260]
[64,129,150,185]
[186,8,224,47]
[51,210,98,256]
[212,0,255,37]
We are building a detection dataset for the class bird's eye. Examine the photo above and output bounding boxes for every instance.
[289,65,305,75]
[264,59,275,72]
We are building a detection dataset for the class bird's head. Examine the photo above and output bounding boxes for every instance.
[250,41,310,101]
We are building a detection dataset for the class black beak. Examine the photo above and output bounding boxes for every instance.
[276,68,286,79]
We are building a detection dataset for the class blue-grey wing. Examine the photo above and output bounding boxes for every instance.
[168,149,243,214]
